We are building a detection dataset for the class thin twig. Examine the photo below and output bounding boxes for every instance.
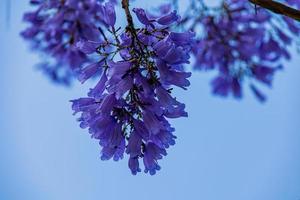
[121,0,136,33]
[249,0,300,22]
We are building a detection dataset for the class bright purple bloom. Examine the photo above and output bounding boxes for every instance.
[133,8,153,25]
[157,10,181,25]
[72,8,194,175]
[99,2,116,27]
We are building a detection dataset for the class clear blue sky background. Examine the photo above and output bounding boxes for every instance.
[0,1,300,200]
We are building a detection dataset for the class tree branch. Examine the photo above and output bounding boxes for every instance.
[121,0,136,32]
[249,0,300,22]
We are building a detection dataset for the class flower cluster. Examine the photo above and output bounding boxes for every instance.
[21,0,111,85]
[191,0,300,102]
[21,0,300,175]
[72,3,194,175]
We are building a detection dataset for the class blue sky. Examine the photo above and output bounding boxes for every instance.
[0,1,300,200]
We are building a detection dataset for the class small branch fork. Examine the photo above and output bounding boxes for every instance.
[249,0,300,22]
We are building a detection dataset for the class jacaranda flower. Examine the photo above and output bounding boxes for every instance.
[72,4,194,175]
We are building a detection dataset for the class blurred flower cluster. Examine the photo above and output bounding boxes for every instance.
[187,0,300,101]
[21,0,108,85]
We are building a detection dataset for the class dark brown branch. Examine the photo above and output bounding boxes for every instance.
[121,0,136,32]
[121,0,145,54]
[249,0,300,22]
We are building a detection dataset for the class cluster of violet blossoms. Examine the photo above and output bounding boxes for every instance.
[71,4,194,175]
[191,0,300,102]
[21,0,111,85]
[21,0,300,175]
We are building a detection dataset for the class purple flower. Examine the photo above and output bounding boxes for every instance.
[88,72,108,99]
[128,157,141,175]
[169,31,196,46]
[143,142,166,175]
[76,40,102,55]
[251,64,278,86]
[71,8,194,175]
[99,2,116,27]
[157,10,180,25]
[21,0,105,85]
[78,61,103,84]
[190,0,298,101]
[133,8,153,25]
[212,76,242,98]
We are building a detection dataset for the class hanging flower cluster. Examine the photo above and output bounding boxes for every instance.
[71,2,194,175]
[191,0,300,101]
[21,0,109,85]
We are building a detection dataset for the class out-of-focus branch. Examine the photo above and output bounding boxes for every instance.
[249,0,300,21]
